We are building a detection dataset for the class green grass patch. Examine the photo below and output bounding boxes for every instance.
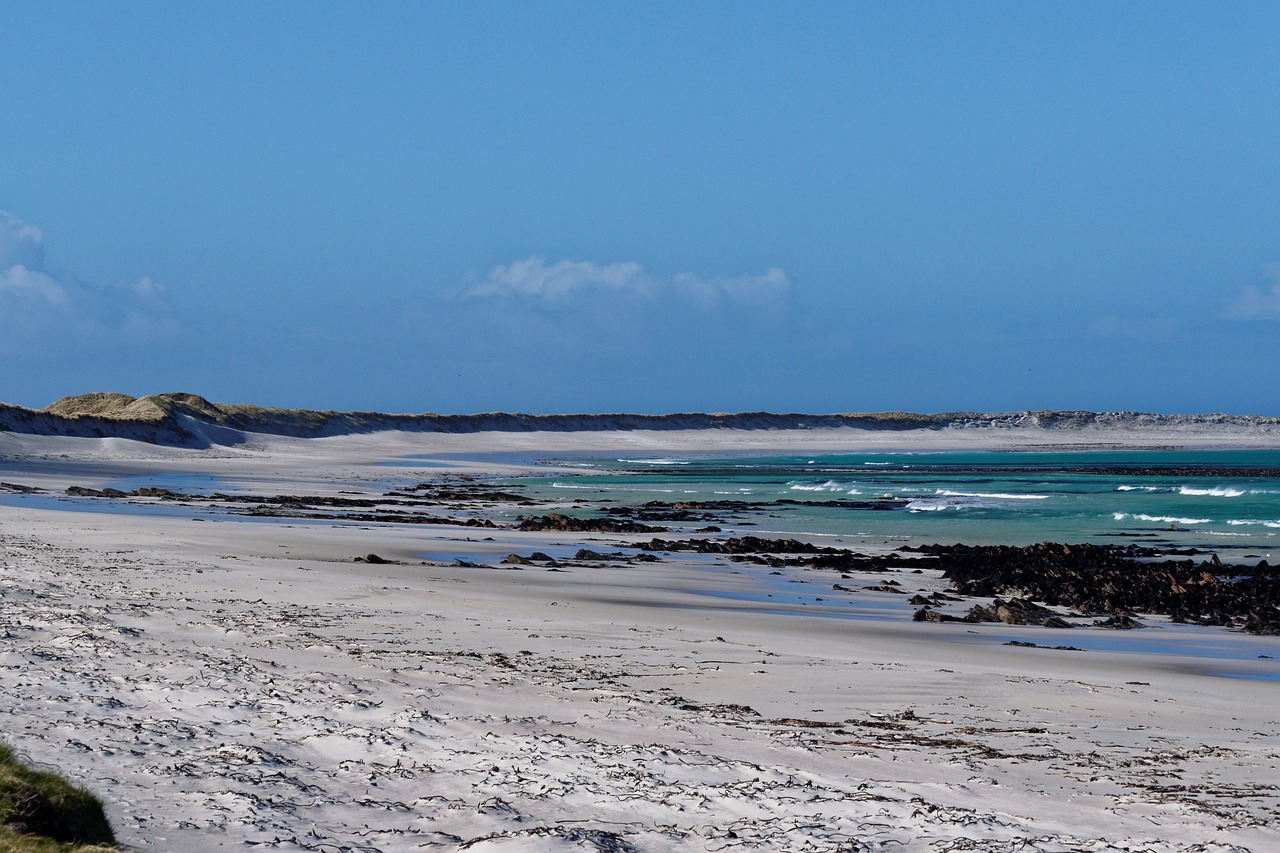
[0,744,115,850]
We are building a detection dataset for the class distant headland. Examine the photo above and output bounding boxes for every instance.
[2,392,1279,449]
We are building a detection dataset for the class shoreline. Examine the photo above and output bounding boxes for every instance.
[2,429,1279,850]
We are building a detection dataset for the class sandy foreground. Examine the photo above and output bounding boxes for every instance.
[1,427,1278,852]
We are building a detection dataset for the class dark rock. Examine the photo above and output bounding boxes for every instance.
[1094,614,1144,629]
[65,486,106,497]
[966,597,1073,628]
[518,513,668,534]
[132,487,181,498]
[1243,609,1280,635]
[574,549,619,561]
[912,607,963,623]
[1004,640,1084,651]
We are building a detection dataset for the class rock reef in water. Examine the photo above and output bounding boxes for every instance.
[905,542,1280,634]
[3,391,1280,448]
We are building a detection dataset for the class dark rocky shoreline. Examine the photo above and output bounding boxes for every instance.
[41,480,1280,635]
[639,535,1280,635]
[905,542,1280,634]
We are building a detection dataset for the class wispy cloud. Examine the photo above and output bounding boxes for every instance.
[1088,314,1179,341]
[462,256,792,310]
[1227,264,1280,321]
[0,210,45,270]
[0,210,172,336]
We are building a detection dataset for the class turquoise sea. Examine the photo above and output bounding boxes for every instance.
[503,449,1280,558]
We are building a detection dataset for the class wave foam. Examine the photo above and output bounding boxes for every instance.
[907,500,958,512]
[1178,486,1245,497]
[1113,512,1211,525]
[936,489,1048,501]
[617,458,690,465]
[789,480,862,495]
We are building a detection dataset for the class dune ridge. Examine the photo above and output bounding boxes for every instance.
[3,391,1280,448]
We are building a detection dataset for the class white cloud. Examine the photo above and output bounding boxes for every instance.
[463,256,793,309]
[465,257,647,300]
[0,210,170,334]
[0,210,45,270]
[0,264,71,305]
[1226,264,1280,321]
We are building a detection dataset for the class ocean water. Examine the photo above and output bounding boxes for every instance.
[503,449,1280,558]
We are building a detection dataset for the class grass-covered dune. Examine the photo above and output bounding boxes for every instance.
[0,744,115,852]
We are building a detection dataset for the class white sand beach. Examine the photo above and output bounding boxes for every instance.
[2,426,1278,851]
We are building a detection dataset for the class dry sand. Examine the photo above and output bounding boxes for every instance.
[1,427,1278,852]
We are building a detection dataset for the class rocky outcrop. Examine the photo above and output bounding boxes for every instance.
[906,542,1280,634]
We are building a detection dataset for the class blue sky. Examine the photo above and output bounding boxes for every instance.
[2,2,1279,414]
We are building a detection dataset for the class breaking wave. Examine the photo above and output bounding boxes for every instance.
[617,458,690,465]
[1178,486,1245,497]
[1112,513,1211,525]
[788,480,862,495]
[936,489,1049,501]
